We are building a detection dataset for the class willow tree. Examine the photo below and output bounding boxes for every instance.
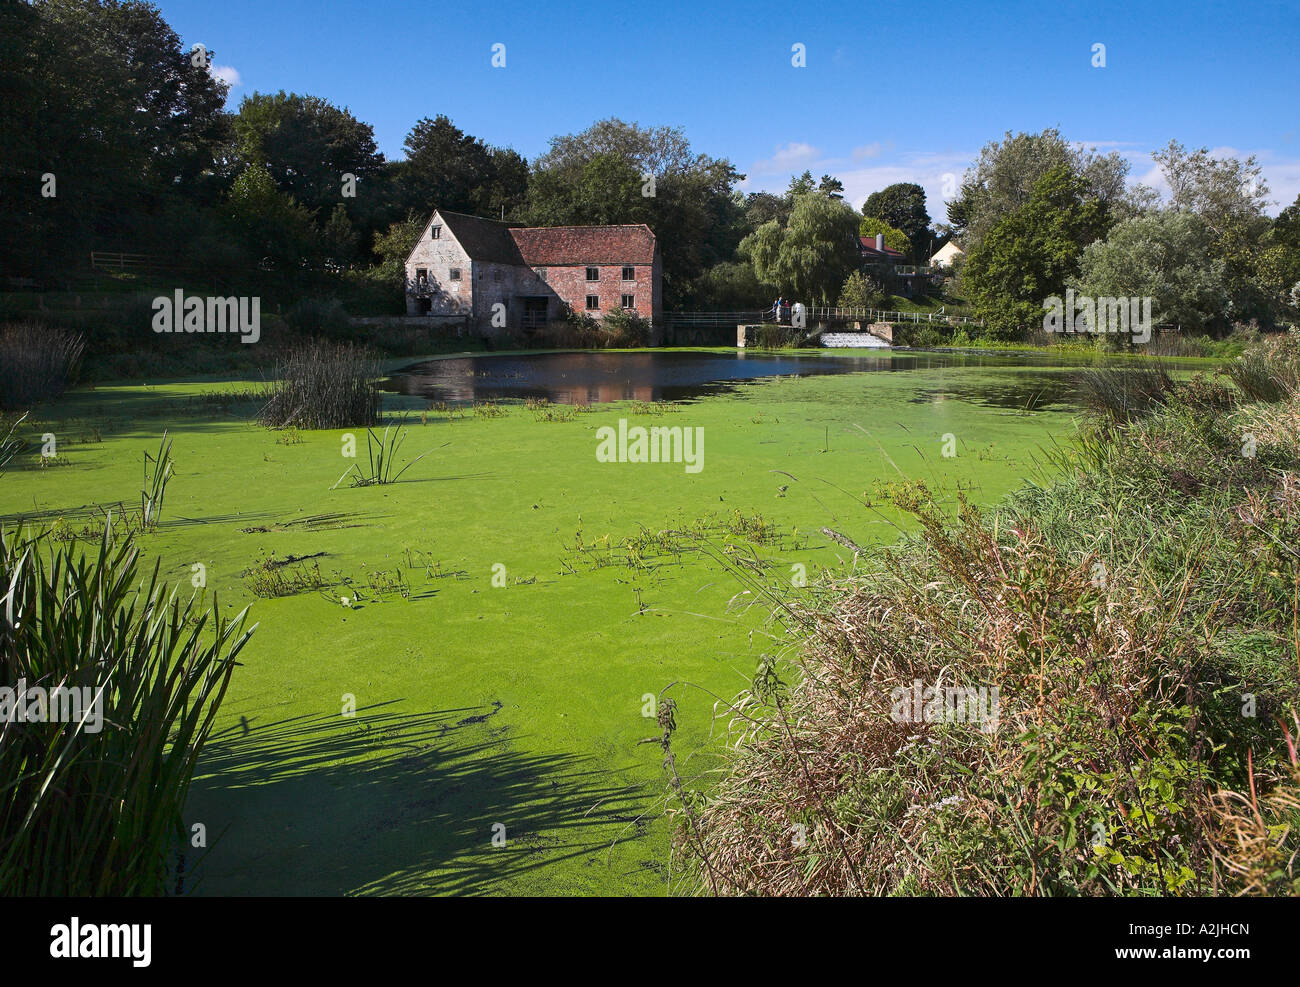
[741,194,862,304]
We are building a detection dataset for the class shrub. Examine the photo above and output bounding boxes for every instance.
[675,334,1300,896]
[1225,330,1300,402]
[0,323,85,410]
[1075,363,1176,423]
[0,524,254,894]
[258,340,381,429]
[600,307,652,347]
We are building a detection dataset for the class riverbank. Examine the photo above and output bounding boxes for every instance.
[678,334,1300,895]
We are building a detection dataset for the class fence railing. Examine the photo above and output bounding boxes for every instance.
[804,306,983,326]
[89,251,178,272]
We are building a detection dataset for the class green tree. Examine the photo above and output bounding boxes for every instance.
[949,129,1136,253]
[862,183,931,260]
[837,271,886,309]
[6,0,229,275]
[962,165,1110,338]
[741,195,862,304]
[858,215,910,254]
[223,165,319,273]
[1069,210,1230,332]
[233,92,385,217]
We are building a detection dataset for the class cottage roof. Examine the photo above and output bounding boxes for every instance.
[859,236,905,260]
[435,210,527,265]
[509,225,657,266]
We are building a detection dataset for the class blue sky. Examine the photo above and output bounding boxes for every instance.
[162,0,1300,216]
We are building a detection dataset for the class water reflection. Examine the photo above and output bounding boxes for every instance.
[380,349,1205,409]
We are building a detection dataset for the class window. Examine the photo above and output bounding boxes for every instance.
[431,225,441,240]
[449,268,461,282]
[585,267,599,282]
[622,266,635,282]
[585,295,600,310]
[416,268,428,285]
[493,269,503,283]
[621,294,635,309]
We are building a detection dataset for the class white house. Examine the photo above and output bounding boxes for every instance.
[929,242,965,268]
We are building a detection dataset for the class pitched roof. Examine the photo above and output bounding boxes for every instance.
[859,236,904,259]
[433,210,527,265]
[510,225,657,266]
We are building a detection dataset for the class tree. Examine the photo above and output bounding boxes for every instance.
[862,183,931,260]
[223,165,319,273]
[742,191,791,231]
[858,216,910,254]
[787,171,818,198]
[948,129,1135,253]
[1069,211,1230,333]
[693,260,770,309]
[837,271,886,309]
[741,195,862,304]
[1151,141,1278,324]
[818,174,845,199]
[399,115,527,220]
[526,118,743,307]
[961,165,1110,338]
[370,211,427,287]
[233,92,385,218]
[6,0,230,275]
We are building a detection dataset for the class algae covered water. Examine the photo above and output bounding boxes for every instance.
[0,349,1213,896]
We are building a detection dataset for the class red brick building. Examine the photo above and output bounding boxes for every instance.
[404,209,663,337]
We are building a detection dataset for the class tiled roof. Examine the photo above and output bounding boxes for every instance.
[859,236,904,259]
[510,225,657,266]
[436,210,526,265]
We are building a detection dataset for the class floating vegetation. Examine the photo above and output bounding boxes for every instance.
[242,552,328,598]
[629,400,681,416]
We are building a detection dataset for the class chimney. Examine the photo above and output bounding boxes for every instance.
[875,233,885,251]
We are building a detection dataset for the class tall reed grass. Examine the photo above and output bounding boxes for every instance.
[675,335,1300,896]
[258,340,381,429]
[0,523,255,894]
[0,322,85,410]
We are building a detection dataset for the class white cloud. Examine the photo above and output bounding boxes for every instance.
[749,142,822,176]
[209,64,241,88]
[852,142,885,161]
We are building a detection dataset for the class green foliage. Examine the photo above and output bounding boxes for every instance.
[232,91,385,218]
[962,165,1111,339]
[223,165,320,272]
[862,182,931,259]
[600,306,652,347]
[742,195,862,304]
[1070,211,1230,332]
[837,271,886,309]
[0,524,254,894]
[857,215,910,254]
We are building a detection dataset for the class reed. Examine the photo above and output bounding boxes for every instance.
[0,522,255,894]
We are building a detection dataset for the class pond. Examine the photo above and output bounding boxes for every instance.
[381,348,1210,411]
